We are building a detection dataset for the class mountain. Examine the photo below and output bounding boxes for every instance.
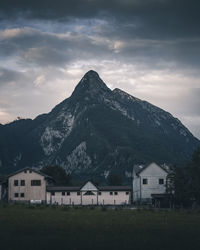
[0,70,199,182]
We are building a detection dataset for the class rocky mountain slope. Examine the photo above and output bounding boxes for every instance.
[0,70,199,181]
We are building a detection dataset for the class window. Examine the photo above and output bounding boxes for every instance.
[24,170,27,173]
[14,180,18,186]
[159,178,164,185]
[67,192,70,196]
[20,193,24,198]
[143,178,148,185]
[126,192,129,195]
[114,191,118,195]
[83,191,95,195]
[51,192,55,196]
[29,170,32,173]
[110,192,113,195]
[62,192,65,196]
[31,180,41,186]
[21,180,25,186]
[14,193,19,198]
[98,191,102,195]
[77,192,80,196]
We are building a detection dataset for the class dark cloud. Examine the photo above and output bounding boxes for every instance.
[1,0,200,39]
[0,0,200,138]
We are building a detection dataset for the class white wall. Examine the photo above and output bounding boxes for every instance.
[133,163,168,202]
[8,170,46,202]
[47,191,81,205]
[98,191,130,205]
[47,190,131,205]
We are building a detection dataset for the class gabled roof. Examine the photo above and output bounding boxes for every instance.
[133,162,169,176]
[46,183,132,192]
[80,180,98,191]
[7,167,52,179]
[98,186,131,191]
[47,186,80,192]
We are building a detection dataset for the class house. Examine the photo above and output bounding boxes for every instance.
[132,162,168,204]
[47,181,131,206]
[8,167,52,203]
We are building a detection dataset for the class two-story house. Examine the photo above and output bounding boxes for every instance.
[132,162,168,204]
[8,167,52,203]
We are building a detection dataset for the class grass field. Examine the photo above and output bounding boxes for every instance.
[0,204,200,250]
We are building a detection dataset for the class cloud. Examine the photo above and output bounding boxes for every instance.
[0,0,200,139]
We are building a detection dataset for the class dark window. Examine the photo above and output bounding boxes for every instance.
[143,178,148,185]
[62,192,65,196]
[114,191,118,195]
[29,170,32,173]
[21,180,25,186]
[31,180,41,186]
[14,180,18,186]
[159,178,164,185]
[24,170,27,173]
[67,192,70,196]
[51,192,55,196]
[14,193,19,197]
[77,192,80,196]
[98,191,102,195]
[20,193,24,198]
[110,192,113,195]
[83,191,95,195]
[126,191,129,195]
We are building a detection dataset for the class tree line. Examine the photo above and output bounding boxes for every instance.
[167,147,200,207]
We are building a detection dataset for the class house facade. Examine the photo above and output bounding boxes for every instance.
[47,181,131,206]
[132,162,168,204]
[8,168,51,203]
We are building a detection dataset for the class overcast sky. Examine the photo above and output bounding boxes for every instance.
[0,0,200,139]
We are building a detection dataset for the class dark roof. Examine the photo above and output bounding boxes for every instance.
[133,162,169,175]
[7,167,52,179]
[47,186,81,191]
[98,186,132,191]
[47,185,132,192]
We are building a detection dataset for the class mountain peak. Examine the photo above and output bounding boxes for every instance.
[84,70,99,79]
[72,70,110,97]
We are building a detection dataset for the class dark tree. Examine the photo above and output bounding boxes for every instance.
[41,165,71,186]
[169,148,200,207]
[107,173,122,186]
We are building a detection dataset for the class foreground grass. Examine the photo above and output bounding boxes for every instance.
[0,204,200,250]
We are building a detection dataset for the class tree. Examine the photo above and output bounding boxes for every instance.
[41,165,71,186]
[170,148,200,207]
[107,173,122,186]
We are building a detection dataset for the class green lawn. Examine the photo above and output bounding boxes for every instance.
[0,204,200,250]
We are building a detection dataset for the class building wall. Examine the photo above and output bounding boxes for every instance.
[132,175,141,202]
[81,191,98,205]
[47,190,130,205]
[47,191,81,205]
[98,191,130,205]
[8,170,46,202]
[134,163,168,202]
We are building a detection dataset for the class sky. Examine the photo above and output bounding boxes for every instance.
[0,0,200,139]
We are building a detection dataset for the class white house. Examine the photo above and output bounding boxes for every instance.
[47,181,131,206]
[8,167,52,203]
[132,162,168,204]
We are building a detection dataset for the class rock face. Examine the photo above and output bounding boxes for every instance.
[0,70,199,182]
